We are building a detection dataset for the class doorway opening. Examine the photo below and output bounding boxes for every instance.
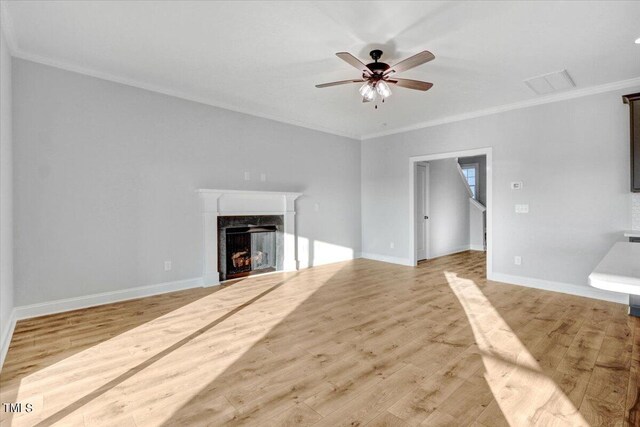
[409,148,493,278]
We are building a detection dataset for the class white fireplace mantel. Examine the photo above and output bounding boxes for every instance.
[197,189,302,286]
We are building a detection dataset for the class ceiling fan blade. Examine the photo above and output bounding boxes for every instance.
[315,79,365,88]
[336,52,373,76]
[383,50,435,76]
[388,78,433,91]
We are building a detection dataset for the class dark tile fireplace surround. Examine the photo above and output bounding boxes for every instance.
[217,215,284,281]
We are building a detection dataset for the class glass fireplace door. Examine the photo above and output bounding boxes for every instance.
[250,231,276,271]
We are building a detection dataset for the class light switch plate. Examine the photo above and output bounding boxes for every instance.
[244,171,251,181]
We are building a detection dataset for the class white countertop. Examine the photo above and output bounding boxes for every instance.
[624,230,640,238]
[589,242,640,295]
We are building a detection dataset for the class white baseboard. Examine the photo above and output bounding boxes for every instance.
[359,252,413,266]
[13,276,205,321]
[489,272,628,304]
[1,276,204,371]
[469,245,485,252]
[0,309,17,370]
[2,266,626,371]
[429,245,472,260]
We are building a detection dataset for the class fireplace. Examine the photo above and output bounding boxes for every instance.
[218,215,284,281]
[198,189,301,286]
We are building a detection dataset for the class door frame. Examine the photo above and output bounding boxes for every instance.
[416,162,430,261]
[409,147,493,279]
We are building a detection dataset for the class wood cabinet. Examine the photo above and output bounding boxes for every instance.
[623,92,640,192]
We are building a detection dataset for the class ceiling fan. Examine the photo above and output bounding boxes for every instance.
[316,49,435,107]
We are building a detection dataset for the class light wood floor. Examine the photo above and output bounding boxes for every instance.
[1,251,638,426]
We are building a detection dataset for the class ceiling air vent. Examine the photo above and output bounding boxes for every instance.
[524,69,576,95]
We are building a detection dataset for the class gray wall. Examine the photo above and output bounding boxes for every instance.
[458,155,487,206]
[362,87,636,289]
[427,158,470,258]
[634,193,640,230]
[13,59,361,306]
[0,27,14,349]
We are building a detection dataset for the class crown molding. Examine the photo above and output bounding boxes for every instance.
[9,48,361,141]
[9,46,640,143]
[3,0,639,142]
[2,2,361,140]
[2,5,354,141]
[362,76,640,140]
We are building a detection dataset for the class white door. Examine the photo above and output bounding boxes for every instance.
[416,163,430,261]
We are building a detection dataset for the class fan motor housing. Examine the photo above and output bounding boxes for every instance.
[366,62,390,75]
[367,49,390,75]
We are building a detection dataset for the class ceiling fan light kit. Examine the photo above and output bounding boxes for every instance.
[359,82,377,102]
[316,49,435,108]
[376,81,392,98]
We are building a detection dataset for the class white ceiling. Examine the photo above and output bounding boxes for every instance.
[2,1,640,139]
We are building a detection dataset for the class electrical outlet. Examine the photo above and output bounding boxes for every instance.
[164,261,172,271]
[514,256,522,266]
[511,181,523,190]
[260,173,267,182]
[244,171,251,181]
[314,203,320,212]
[390,242,395,249]
[515,204,529,214]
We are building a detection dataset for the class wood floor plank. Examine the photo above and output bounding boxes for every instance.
[365,411,409,427]
[386,370,467,424]
[580,395,625,427]
[263,403,322,427]
[313,363,428,427]
[1,251,637,427]
[626,320,640,426]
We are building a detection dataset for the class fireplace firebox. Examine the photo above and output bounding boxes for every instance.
[225,225,277,279]
[217,215,284,281]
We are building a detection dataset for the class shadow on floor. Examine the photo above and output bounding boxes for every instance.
[32,275,295,426]
[3,251,636,426]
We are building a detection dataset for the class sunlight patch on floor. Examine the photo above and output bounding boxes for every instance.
[444,271,588,426]
[3,268,337,426]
